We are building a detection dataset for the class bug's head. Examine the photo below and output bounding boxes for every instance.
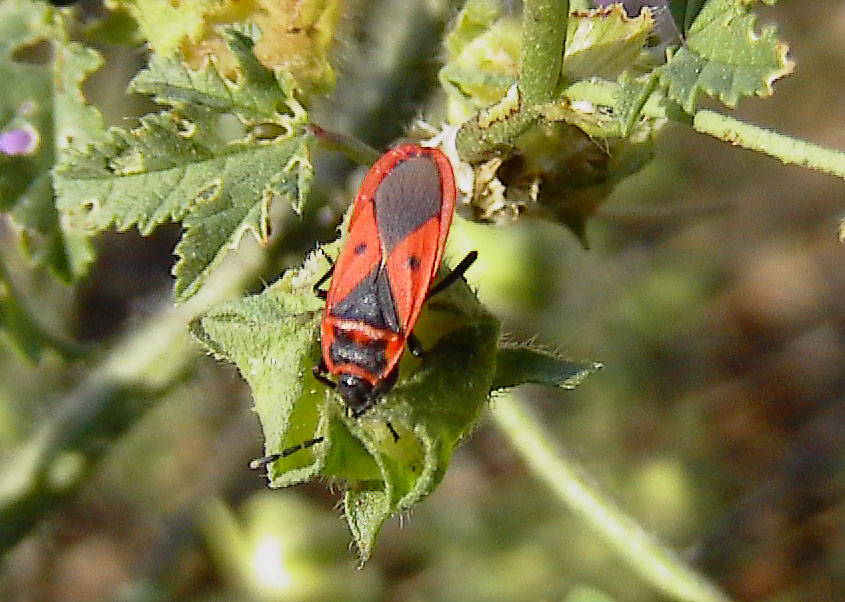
[338,374,375,418]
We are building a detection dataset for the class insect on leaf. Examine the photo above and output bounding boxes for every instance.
[192,237,500,562]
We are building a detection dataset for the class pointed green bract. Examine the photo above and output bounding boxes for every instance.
[492,346,601,391]
[658,0,793,113]
[54,29,313,301]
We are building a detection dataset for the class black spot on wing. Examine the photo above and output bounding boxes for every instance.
[330,264,401,332]
[374,156,442,253]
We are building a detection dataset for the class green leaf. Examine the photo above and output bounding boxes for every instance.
[563,4,654,82]
[192,241,500,562]
[439,0,521,124]
[492,346,601,391]
[189,254,327,487]
[50,41,108,279]
[658,0,793,113]
[669,0,708,34]
[0,0,103,281]
[55,29,313,301]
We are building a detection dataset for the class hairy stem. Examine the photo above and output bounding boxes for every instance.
[519,0,569,105]
[692,109,845,180]
[491,394,734,602]
[456,0,569,162]
[306,124,380,165]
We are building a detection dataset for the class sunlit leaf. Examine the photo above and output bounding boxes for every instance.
[55,29,313,301]
[115,0,342,95]
[563,4,654,81]
[439,0,520,124]
[658,0,793,113]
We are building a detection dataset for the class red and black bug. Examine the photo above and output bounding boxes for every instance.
[250,144,476,470]
[312,144,476,418]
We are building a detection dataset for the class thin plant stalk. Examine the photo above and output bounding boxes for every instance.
[491,393,734,602]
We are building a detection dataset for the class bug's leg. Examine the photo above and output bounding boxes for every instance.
[313,256,336,300]
[386,421,400,443]
[312,361,336,389]
[407,331,425,358]
[426,251,478,299]
[249,437,325,470]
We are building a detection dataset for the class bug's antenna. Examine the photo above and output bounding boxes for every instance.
[249,437,325,470]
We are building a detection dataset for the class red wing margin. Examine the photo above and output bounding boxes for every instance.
[325,145,456,337]
[326,198,382,314]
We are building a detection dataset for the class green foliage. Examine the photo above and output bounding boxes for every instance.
[0,0,102,281]
[192,236,601,560]
[54,29,314,301]
[443,0,798,243]
[191,243,498,561]
[562,4,653,82]
[0,0,839,593]
[0,0,105,359]
[658,0,794,113]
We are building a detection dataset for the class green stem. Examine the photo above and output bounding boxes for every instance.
[306,124,381,166]
[490,394,734,602]
[456,0,569,162]
[693,109,845,179]
[0,241,266,555]
[519,0,569,105]
[561,79,845,180]
[0,259,89,362]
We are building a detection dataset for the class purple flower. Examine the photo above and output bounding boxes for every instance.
[0,126,38,156]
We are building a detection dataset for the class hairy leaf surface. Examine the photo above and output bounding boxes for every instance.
[55,30,313,301]
[658,0,793,113]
